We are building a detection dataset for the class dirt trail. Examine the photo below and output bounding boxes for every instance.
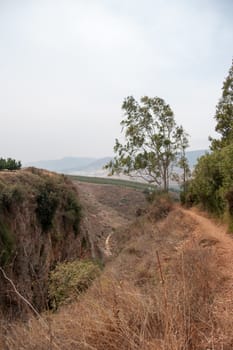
[180,208,227,245]
[181,208,233,331]
[181,207,233,278]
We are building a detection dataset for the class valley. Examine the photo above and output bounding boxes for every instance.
[1,171,233,349]
[73,180,148,259]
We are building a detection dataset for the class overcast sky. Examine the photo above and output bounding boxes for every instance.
[0,0,232,163]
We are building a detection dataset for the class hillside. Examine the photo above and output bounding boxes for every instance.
[1,180,233,349]
[0,168,87,317]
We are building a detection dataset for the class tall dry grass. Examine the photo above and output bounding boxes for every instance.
[1,239,231,350]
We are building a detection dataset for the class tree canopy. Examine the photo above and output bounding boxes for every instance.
[210,59,233,150]
[0,158,21,171]
[106,96,189,191]
[186,59,233,230]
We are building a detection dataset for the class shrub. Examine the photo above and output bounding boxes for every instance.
[63,190,82,235]
[143,187,164,203]
[0,221,14,266]
[148,194,173,221]
[0,185,24,213]
[48,260,101,309]
[36,181,59,232]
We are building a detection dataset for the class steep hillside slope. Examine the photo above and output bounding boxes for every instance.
[0,168,87,318]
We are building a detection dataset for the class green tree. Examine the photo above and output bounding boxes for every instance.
[0,158,21,171]
[210,59,233,150]
[173,134,191,203]
[0,158,6,170]
[106,96,189,191]
[186,151,224,213]
[186,60,233,230]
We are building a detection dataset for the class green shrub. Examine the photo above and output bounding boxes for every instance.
[0,185,24,213]
[63,190,82,235]
[0,221,14,266]
[36,180,59,232]
[48,260,101,309]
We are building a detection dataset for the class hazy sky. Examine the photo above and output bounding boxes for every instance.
[0,0,232,163]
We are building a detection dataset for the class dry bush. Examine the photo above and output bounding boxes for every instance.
[48,260,101,309]
[147,194,173,221]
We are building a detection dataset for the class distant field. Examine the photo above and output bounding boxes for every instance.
[69,175,155,191]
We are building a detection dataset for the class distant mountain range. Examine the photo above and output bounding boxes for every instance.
[185,149,208,168]
[25,150,207,176]
[25,157,112,174]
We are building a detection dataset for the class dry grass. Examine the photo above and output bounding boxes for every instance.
[1,203,233,349]
[1,244,228,350]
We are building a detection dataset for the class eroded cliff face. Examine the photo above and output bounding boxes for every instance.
[0,168,89,318]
